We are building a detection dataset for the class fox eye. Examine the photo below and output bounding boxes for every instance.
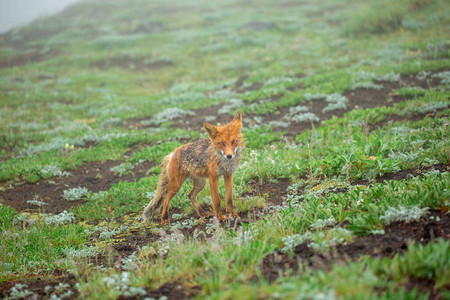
[232,140,238,145]
[218,142,225,146]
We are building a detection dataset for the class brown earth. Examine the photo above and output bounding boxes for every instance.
[261,211,450,279]
[349,163,450,187]
[0,154,156,214]
[0,270,78,299]
[0,47,60,68]
[261,211,449,299]
[92,56,174,71]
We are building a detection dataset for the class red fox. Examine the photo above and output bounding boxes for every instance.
[143,111,244,224]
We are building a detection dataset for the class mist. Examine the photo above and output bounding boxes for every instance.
[0,0,81,33]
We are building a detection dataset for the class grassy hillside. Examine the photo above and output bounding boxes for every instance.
[0,0,449,299]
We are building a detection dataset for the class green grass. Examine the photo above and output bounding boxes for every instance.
[0,0,449,298]
[0,207,88,278]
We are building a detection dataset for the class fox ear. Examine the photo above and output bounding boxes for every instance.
[231,111,242,130]
[204,123,219,138]
[233,111,242,123]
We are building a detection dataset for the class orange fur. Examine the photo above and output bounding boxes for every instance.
[143,111,244,224]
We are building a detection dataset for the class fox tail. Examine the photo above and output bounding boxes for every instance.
[142,153,172,222]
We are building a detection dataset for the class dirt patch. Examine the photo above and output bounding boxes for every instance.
[0,270,198,300]
[261,210,450,280]
[374,163,449,183]
[0,159,155,214]
[243,177,291,206]
[92,56,174,71]
[0,136,196,214]
[239,22,278,31]
[0,48,59,68]
[0,271,78,299]
[135,282,201,300]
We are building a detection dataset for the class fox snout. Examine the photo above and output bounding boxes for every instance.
[220,146,241,159]
[220,149,235,159]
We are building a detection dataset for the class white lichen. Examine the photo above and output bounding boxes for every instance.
[292,112,320,122]
[63,187,89,201]
[380,206,429,225]
[45,211,76,226]
[40,165,71,178]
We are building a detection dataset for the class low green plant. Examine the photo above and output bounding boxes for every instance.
[63,187,89,201]
[371,239,450,289]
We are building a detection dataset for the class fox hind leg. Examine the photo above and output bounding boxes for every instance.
[189,177,210,217]
[161,173,185,224]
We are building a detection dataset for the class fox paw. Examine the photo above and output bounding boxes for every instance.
[216,215,227,222]
[197,207,212,218]
[161,218,170,225]
[226,212,239,219]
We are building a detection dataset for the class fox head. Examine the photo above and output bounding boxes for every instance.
[204,111,244,160]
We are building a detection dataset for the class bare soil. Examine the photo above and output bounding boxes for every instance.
[261,211,449,299]
[92,56,174,71]
[0,48,60,68]
[262,211,450,278]
[0,155,155,214]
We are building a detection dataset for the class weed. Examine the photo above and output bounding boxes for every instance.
[101,272,146,297]
[63,187,89,201]
[64,246,100,259]
[322,93,348,114]
[45,211,76,225]
[40,165,71,178]
[380,206,429,225]
[27,199,48,207]
[110,162,134,177]
[292,112,320,122]
[147,108,195,125]
[5,283,34,300]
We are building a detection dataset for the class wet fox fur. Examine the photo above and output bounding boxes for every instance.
[143,111,244,224]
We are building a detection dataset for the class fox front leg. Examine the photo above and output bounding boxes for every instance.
[208,174,226,221]
[224,174,238,219]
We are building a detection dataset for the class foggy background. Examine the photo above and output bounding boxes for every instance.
[0,0,81,33]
